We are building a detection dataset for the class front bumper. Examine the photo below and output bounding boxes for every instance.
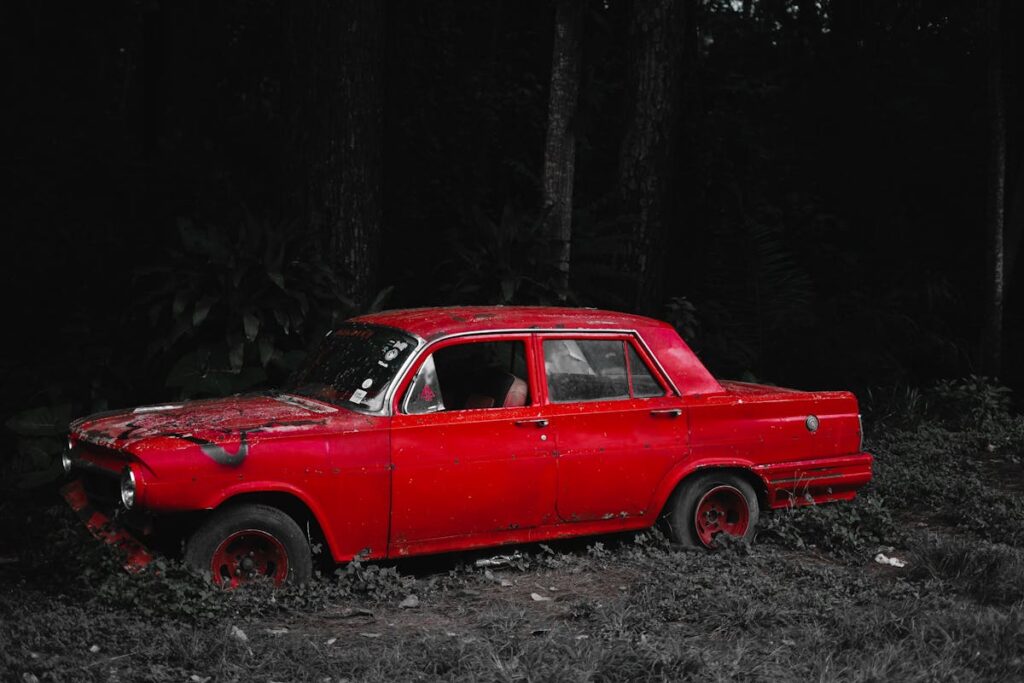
[61,479,153,572]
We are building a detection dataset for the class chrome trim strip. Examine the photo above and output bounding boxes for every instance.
[770,472,848,485]
[379,331,428,416]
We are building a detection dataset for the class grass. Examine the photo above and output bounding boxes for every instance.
[2,410,1023,682]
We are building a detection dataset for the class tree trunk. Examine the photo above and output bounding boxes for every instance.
[618,0,687,315]
[541,0,583,301]
[284,1,384,311]
[1005,157,1024,286]
[982,0,1006,378]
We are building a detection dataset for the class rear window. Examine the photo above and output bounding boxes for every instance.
[543,338,664,403]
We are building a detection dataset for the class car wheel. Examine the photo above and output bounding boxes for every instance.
[184,503,312,587]
[664,472,760,548]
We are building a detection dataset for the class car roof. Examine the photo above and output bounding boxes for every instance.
[350,306,671,341]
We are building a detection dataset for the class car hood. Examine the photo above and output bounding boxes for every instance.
[69,393,360,452]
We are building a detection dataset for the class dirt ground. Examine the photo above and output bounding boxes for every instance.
[2,418,1023,682]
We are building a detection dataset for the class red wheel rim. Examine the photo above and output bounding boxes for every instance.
[210,529,289,587]
[693,485,750,547]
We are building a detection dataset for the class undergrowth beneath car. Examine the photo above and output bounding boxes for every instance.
[2,398,1023,682]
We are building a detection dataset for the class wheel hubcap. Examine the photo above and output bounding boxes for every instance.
[694,485,750,547]
[211,529,289,588]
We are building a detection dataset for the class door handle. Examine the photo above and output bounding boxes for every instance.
[650,408,682,418]
[515,418,549,428]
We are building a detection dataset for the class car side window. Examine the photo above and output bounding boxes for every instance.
[404,340,531,414]
[404,355,445,413]
[543,339,629,402]
[627,344,665,398]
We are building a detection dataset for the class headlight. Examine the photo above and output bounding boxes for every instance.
[62,437,75,474]
[120,468,137,509]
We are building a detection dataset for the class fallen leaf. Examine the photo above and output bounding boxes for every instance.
[530,592,552,602]
[325,638,338,646]
[230,626,248,642]
[399,594,420,609]
[89,645,100,654]
[360,632,382,639]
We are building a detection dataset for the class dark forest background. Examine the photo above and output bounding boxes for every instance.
[2,0,1023,484]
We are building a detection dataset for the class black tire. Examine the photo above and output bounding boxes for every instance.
[663,471,760,548]
[184,503,312,586]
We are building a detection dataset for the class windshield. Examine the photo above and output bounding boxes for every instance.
[286,324,418,412]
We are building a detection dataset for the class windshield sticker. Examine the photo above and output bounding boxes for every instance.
[350,389,368,404]
[361,378,373,389]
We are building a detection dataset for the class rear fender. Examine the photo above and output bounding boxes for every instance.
[649,458,769,517]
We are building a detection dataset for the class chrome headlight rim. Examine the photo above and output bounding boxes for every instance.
[120,467,137,509]
[62,436,75,475]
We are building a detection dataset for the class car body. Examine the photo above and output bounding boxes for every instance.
[64,306,872,585]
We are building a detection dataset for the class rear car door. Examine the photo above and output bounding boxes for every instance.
[388,334,557,547]
[537,334,684,523]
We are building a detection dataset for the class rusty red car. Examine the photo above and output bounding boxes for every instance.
[63,306,872,586]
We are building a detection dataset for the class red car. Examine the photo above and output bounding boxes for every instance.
[63,306,872,586]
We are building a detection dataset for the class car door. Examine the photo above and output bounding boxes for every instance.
[537,334,684,523]
[388,334,557,547]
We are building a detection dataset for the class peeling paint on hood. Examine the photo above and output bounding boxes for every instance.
[69,393,348,452]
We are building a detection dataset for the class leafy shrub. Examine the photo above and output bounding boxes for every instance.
[861,384,928,429]
[925,375,1012,432]
[759,494,902,555]
[136,216,354,398]
[332,553,416,600]
[441,203,561,304]
[3,402,70,489]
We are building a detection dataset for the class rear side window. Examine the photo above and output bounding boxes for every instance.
[543,338,665,403]
[627,344,665,398]
[543,339,628,402]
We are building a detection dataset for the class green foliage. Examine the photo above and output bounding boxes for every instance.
[3,401,71,489]
[760,494,902,555]
[925,375,1013,431]
[137,216,353,398]
[440,204,562,304]
[332,553,416,601]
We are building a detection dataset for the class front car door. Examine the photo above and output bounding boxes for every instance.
[537,334,684,523]
[388,334,557,553]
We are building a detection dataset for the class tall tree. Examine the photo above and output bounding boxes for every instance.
[982,0,1005,377]
[284,1,384,310]
[618,0,688,314]
[1007,160,1024,285]
[541,0,584,300]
